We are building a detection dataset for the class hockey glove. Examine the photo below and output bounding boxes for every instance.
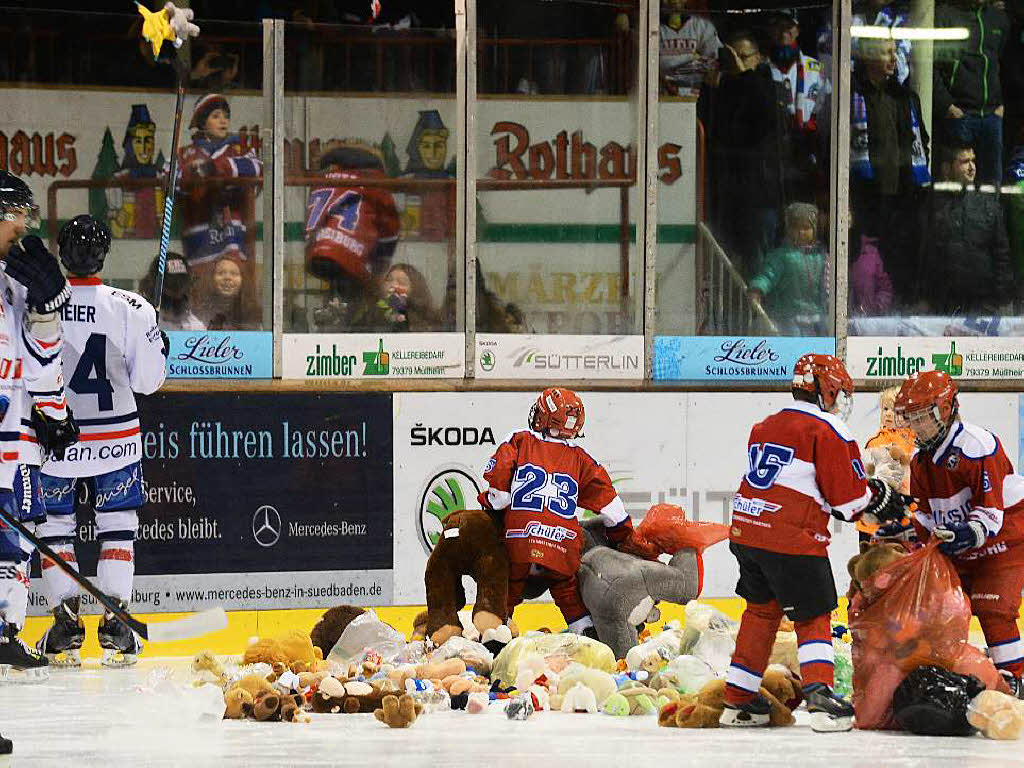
[160,330,170,358]
[934,520,987,556]
[5,236,71,313]
[31,404,80,461]
[856,477,904,526]
[605,519,661,560]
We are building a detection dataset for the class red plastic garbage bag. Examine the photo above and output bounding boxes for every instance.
[850,541,1005,730]
[636,504,730,597]
[637,504,729,555]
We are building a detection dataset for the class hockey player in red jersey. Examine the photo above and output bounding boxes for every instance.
[722,353,901,731]
[894,370,1024,697]
[479,388,657,638]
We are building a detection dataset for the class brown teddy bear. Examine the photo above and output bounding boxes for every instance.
[310,676,396,714]
[847,540,908,598]
[375,694,423,728]
[242,630,328,674]
[309,605,366,657]
[253,691,308,723]
[657,667,801,728]
[424,509,510,647]
[223,673,276,719]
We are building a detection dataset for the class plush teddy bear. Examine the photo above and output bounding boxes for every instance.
[968,689,1024,740]
[657,667,800,728]
[310,675,397,714]
[375,694,423,728]
[847,540,908,598]
[423,509,511,648]
[243,630,328,674]
[552,667,618,710]
[223,673,276,719]
[388,657,467,690]
[560,682,599,713]
[252,691,308,723]
[309,605,366,657]
[578,518,703,659]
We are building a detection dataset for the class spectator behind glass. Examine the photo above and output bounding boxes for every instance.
[849,206,894,317]
[851,0,911,84]
[850,37,930,307]
[766,12,826,203]
[177,93,263,292]
[189,43,241,92]
[194,253,262,331]
[748,202,828,336]
[934,0,1009,184]
[710,30,784,277]
[139,252,205,332]
[658,0,721,97]
[352,263,442,332]
[921,141,1012,315]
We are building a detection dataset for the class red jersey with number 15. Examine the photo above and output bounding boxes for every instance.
[479,430,624,576]
[731,400,872,557]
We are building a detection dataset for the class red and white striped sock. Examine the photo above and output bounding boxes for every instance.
[41,543,80,606]
[97,541,135,603]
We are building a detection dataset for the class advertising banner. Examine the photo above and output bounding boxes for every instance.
[848,336,1024,380]
[653,336,835,381]
[475,334,644,379]
[165,331,273,379]
[27,392,395,614]
[282,333,465,379]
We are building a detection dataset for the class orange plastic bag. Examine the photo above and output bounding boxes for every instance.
[636,504,729,555]
[850,541,1004,730]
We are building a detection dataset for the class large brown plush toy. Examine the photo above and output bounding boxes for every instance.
[846,540,908,598]
[309,605,366,657]
[424,509,509,646]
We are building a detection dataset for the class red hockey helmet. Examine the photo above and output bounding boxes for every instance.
[894,371,958,451]
[530,388,585,439]
[792,353,854,417]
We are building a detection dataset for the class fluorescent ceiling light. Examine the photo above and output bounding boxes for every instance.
[851,25,969,40]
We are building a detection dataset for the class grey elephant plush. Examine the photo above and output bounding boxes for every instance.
[577,519,701,659]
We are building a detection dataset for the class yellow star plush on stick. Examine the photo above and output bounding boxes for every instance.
[137,2,200,60]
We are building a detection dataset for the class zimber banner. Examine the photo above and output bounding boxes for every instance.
[27,392,394,614]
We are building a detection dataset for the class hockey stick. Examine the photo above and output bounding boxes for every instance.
[152,52,189,321]
[0,505,226,642]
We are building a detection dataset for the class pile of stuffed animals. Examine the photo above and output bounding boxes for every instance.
[182,499,1024,739]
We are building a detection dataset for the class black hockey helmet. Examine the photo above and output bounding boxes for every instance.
[0,170,40,227]
[58,214,111,275]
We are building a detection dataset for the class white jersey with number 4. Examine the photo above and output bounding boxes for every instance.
[43,276,166,478]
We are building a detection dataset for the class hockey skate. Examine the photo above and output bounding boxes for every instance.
[38,597,86,667]
[1000,670,1024,700]
[803,683,855,732]
[0,622,49,682]
[97,601,143,667]
[719,693,771,727]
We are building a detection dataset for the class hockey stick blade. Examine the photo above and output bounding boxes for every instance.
[144,607,228,643]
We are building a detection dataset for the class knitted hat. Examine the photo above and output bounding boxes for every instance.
[190,93,230,131]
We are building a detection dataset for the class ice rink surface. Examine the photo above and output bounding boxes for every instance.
[4,660,1024,768]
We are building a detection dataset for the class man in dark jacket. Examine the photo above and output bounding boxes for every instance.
[934,0,1009,184]
[850,38,930,305]
[922,140,1013,314]
[710,30,786,276]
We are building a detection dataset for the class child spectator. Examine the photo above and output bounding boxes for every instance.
[748,202,828,335]
[194,253,262,331]
[139,252,204,331]
[351,263,442,332]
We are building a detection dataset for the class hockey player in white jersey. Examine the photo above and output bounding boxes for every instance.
[0,170,78,681]
[36,215,168,667]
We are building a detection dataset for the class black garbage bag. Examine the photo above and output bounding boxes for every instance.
[892,665,986,736]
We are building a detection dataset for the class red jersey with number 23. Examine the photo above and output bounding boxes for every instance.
[479,430,622,576]
[731,400,872,557]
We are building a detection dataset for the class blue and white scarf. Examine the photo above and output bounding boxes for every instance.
[851,88,930,186]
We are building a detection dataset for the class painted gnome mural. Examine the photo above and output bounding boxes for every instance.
[401,109,455,241]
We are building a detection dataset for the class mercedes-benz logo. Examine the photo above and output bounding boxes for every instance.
[253,505,282,547]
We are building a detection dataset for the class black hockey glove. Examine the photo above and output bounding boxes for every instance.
[160,330,170,358]
[5,236,71,313]
[31,404,80,461]
[859,477,904,525]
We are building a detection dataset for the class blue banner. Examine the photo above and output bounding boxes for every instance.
[165,331,273,379]
[654,336,836,381]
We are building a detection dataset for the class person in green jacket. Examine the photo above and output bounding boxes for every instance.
[748,202,828,335]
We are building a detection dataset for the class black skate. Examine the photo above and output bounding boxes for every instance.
[803,683,855,732]
[0,622,49,682]
[1000,670,1024,700]
[97,601,143,667]
[719,693,771,727]
[0,730,11,755]
[38,597,85,667]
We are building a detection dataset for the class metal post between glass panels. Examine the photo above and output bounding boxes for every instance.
[642,0,660,380]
